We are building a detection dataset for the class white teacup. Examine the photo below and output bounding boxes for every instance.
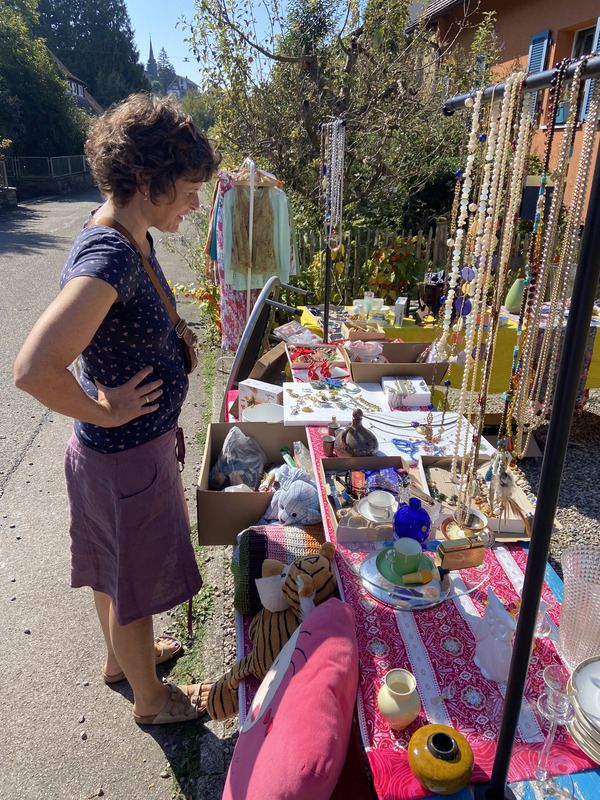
[367,490,396,521]
[385,537,422,576]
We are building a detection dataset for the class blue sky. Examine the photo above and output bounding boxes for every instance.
[125,0,204,85]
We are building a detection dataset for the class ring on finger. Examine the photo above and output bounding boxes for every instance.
[144,394,150,404]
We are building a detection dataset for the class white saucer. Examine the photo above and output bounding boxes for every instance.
[568,719,600,764]
[572,656,600,728]
[355,496,398,524]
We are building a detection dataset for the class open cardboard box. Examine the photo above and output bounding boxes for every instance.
[341,320,386,341]
[317,454,428,543]
[342,341,449,386]
[229,341,288,421]
[286,342,347,369]
[317,452,535,545]
[197,422,309,545]
[419,456,535,541]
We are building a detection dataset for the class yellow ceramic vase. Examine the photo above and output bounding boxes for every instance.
[408,724,474,795]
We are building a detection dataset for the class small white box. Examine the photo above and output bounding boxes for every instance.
[238,379,284,412]
[382,375,431,408]
[394,296,408,326]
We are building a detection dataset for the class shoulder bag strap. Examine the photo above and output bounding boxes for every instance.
[89,216,182,330]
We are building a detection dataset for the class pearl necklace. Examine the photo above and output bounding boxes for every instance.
[452,73,524,516]
[510,58,592,455]
[506,59,572,454]
[433,89,484,362]
[453,74,521,509]
[460,78,532,504]
[521,59,600,452]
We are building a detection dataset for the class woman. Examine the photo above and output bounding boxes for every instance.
[14,94,220,725]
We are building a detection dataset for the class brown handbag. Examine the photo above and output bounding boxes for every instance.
[90,217,198,373]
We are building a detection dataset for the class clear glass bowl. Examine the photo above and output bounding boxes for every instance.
[336,535,491,610]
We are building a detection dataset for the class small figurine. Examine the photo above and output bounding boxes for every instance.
[335,408,378,457]
[474,587,516,684]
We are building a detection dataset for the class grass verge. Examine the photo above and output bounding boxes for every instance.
[195,347,216,454]
[167,346,219,799]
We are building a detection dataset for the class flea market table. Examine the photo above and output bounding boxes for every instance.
[299,306,600,399]
[305,425,600,800]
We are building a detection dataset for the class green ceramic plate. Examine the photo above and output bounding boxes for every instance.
[376,549,434,587]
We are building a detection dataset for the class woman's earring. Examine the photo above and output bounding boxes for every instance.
[143,192,148,201]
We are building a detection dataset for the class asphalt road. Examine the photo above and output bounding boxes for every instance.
[0,189,234,800]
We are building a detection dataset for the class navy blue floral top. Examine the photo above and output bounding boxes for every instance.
[59,224,188,453]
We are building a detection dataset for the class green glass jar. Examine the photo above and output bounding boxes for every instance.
[408,724,474,795]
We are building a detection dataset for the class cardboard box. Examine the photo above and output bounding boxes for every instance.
[286,342,347,369]
[317,455,428,543]
[342,341,449,386]
[419,456,534,541]
[238,378,284,412]
[229,341,288,420]
[197,422,309,545]
[341,320,386,341]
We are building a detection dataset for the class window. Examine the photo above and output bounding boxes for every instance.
[573,26,596,60]
[576,18,600,120]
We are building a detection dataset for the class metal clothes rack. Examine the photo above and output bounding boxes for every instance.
[443,55,600,800]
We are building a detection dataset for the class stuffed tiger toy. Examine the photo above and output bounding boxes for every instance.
[207,542,338,721]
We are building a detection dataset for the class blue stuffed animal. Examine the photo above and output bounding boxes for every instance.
[260,466,322,525]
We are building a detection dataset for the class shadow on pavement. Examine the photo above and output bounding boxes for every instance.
[0,189,102,257]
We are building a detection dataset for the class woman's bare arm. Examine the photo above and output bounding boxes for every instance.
[14,276,163,427]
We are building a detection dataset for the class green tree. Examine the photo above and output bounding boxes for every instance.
[157,48,177,94]
[36,0,150,107]
[183,0,498,229]
[180,88,216,131]
[0,0,90,157]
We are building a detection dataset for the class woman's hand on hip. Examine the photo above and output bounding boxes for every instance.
[95,365,164,427]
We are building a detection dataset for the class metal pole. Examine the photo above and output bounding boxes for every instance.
[323,244,332,343]
[443,54,600,113]
[473,103,600,800]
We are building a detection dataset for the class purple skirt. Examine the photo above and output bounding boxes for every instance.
[64,428,202,626]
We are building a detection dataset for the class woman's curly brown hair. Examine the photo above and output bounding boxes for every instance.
[85,93,221,206]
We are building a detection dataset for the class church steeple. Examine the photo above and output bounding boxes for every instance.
[146,36,157,81]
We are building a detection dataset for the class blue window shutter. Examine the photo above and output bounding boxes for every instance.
[527,30,552,123]
[580,17,600,121]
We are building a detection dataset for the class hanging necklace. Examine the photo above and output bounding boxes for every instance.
[520,58,600,451]
[434,89,484,362]
[452,75,520,499]
[321,120,346,253]
[505,58,572,456]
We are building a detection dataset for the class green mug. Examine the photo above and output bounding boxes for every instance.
[385,537,422,576]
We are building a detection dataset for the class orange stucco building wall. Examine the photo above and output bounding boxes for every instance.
[434,0,599,214]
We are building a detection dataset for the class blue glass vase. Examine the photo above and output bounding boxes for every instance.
[394,497,431,544]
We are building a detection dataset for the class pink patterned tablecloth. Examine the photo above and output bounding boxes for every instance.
[302,425,596,800]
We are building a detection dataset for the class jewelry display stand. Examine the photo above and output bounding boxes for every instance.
[443,54,600,800]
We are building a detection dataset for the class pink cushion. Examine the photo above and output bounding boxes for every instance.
[222,598,359,800]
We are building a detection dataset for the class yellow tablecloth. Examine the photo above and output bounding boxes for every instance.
[300,307,600,393]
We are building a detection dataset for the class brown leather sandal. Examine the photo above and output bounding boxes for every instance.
[133,683,207,725]
[103,636,183,684]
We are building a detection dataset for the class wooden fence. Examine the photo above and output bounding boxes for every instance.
[294,224,449,305]
[291,224,532,306]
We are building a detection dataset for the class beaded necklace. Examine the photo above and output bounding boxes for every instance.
[321,120,346,253]
[520,60,600,452]
[454,75,524,518]
[504,58,572,455]
[433,90,484,363]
